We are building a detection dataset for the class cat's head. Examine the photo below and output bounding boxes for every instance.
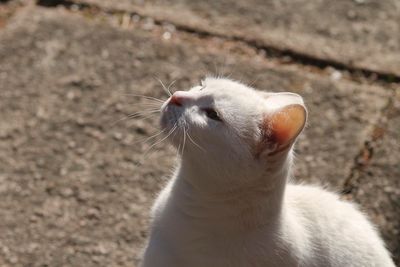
[160,77,306,183]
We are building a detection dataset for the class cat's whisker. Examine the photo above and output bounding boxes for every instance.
[126,114,160,132]
[125,100,162,111]
[143,124,177,156]
[130,106,162,114]
[127,109,160,119]
[176,138,182,157]
[153,76,172,97]
[175,125,182,156]
[121,94,165,103]
[220,57,228,78]
[212,60,220,79]
[126,113,159,125]
[180,124,188,156]
[248,76,260,88]
[186,131,205,152]
[111,109,160,126]
[200,64,211,79]
[132,128,168,147]
[132,101,163,108]
[167,80,177,94]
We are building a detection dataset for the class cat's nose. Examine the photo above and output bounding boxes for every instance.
[169,91,188,107]
[169,95,182,106]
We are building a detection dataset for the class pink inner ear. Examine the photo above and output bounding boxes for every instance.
[270,105,306,146]
[256,104,306,157]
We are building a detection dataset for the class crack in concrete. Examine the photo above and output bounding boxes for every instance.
[37,0,86,8]
[341,141,374,194]
[341,95,396,195]
[34,0,400,84]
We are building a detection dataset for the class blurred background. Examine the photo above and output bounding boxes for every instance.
[0,0,399,266]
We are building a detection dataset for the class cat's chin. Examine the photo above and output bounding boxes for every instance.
[159,109,175,130]
[159,117,184,147]
[160,103,182,128]
[159,115,169,130]
[159,116,178,134]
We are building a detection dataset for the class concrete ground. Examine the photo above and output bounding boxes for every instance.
[0,1,398,266]
[78,0,400,77]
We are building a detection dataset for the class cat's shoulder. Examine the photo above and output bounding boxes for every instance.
[286,183,342,201]
[284,183,360,216]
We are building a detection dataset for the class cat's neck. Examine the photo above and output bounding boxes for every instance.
[169,152,292,233]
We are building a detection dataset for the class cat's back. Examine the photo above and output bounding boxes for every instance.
[284,184,395,267]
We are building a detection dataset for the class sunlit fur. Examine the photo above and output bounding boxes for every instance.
[141,77,395,267]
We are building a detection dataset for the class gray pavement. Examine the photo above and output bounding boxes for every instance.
[0,2,398,267]
[79,0,400,76]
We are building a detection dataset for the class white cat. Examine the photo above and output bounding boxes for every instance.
[141,77,395,267]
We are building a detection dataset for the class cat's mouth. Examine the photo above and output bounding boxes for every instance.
[160,97,185,134]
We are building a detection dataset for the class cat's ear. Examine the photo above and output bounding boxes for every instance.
[256,93,307,157]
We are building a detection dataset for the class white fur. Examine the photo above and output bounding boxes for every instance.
[141,78,395,267]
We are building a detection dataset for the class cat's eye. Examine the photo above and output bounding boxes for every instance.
[203,108,222,121]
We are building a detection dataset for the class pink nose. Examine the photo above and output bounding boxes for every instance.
[169,91,189,107]
[169,94,183,106]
